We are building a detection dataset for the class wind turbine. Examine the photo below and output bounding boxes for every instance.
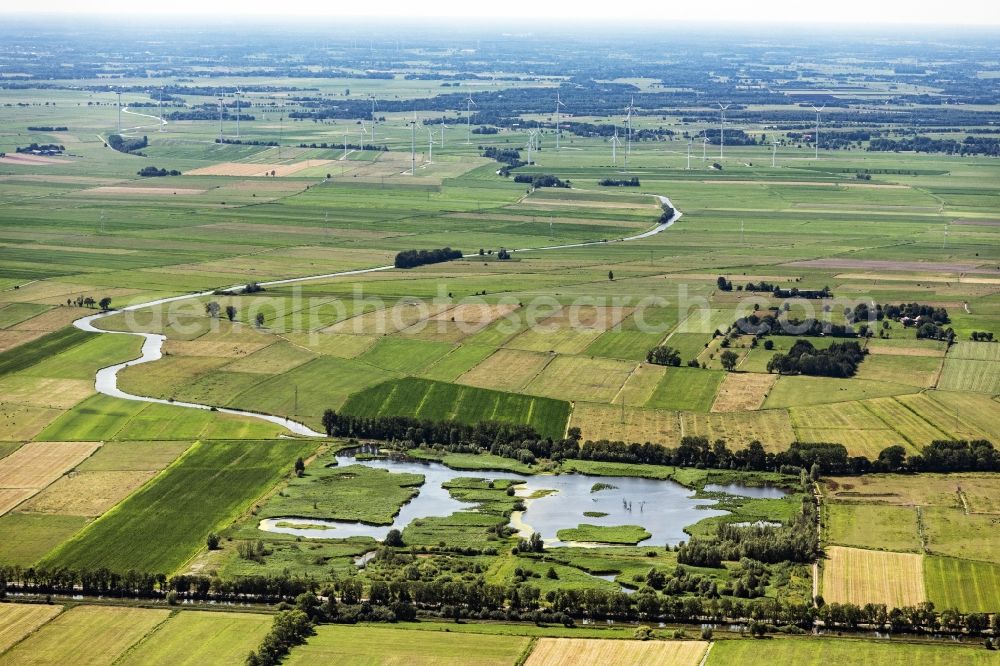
[465,94,477,145]
[427,128,435,164]
[624,96,636,168]
[235,88,242,138]
[157,88,164,132]
[702,136,708,161]
[370,95,378,143]
[343,130,349,159]
[811,104,825,159]
[611,127,621,166]
[686,140,692,169]
[554,92,566,150]
[526,129,537,164]
[718,103,731,159]
[359,120,367,151]
[116,91,122,134]
[218,93,225,142]
[772,139,779,167]
[440,123,448,150]
[409,112,416,175]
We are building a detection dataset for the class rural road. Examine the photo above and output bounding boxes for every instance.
[74,193,682,437]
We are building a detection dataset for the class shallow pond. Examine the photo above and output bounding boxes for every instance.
[260,454,747,546]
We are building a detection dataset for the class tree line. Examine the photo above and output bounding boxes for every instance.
[393,247,463,269]
[4,563,998,640]
[599,177,640,187]
[137,166,180,177]
[512,174,569,188]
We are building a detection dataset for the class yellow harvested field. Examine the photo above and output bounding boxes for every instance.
[866,344,946,357]
[0,377,93,410]
[186,159,333,177]
[162,337,272,358]
[459,348,551,392]
[0,604,63,654]
[525,356,635,403]
[8,307,90,332]
[0,489,35,515]
[823,546,926,607]
[0,605,170,665]
[78,186,208,196]
[0,154,68,165]
[0,329,47,353]
[681,409,795,451]
[570,402,682,447]
[18,470,156,517]
[711,372,776,411]
[825,472,998,509]
[0,403,62,441]
[0,441,101,489]
[429,303,520,325]
[525,638,708,666]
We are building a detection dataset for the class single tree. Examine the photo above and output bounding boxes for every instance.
[384,528,404,547]
[225,305,237,321]
[608,270,614,281]
[255,312,265,328]
[294,457,305,477]
[206,301,221,318]
[98,297,112,311]
[206,533,220,550]
[720,350,739,371]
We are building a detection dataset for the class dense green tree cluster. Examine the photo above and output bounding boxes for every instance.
[393,247,463,269]
[106,134,148,153]
[766,340,866,377]
[512,174,569,188]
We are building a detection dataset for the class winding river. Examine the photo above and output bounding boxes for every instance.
[73,193,682,436]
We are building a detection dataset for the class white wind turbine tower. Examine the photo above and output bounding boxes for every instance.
[116,91,122,134]
[157,88,164,132]
[343,130,349,159]
[440,123,448,150]
[718,103,731,159]
[811,104,825,159]
[465,94,477,145]
[218,93,225,142]
[235,88,242,139]
[610,128,621,166]
[772,139,779,167]
[526,129,537,164]
[427,128,435,164]
[702,136,708,161]
[409,111,416,175]
[686,140,692,169]
[624,96,636,167]
[554,92,566,150]
[359,120,367,151]
[370,95,378,143]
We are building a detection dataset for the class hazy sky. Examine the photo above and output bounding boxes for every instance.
[4,0,1000,25]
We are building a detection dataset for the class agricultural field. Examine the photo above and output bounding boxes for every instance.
[525,638,708,666]
[707,637,998,665]
[284,624,533,666]
[0,605,170,665]
[822,546,926,607]
[42,439,315,572]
